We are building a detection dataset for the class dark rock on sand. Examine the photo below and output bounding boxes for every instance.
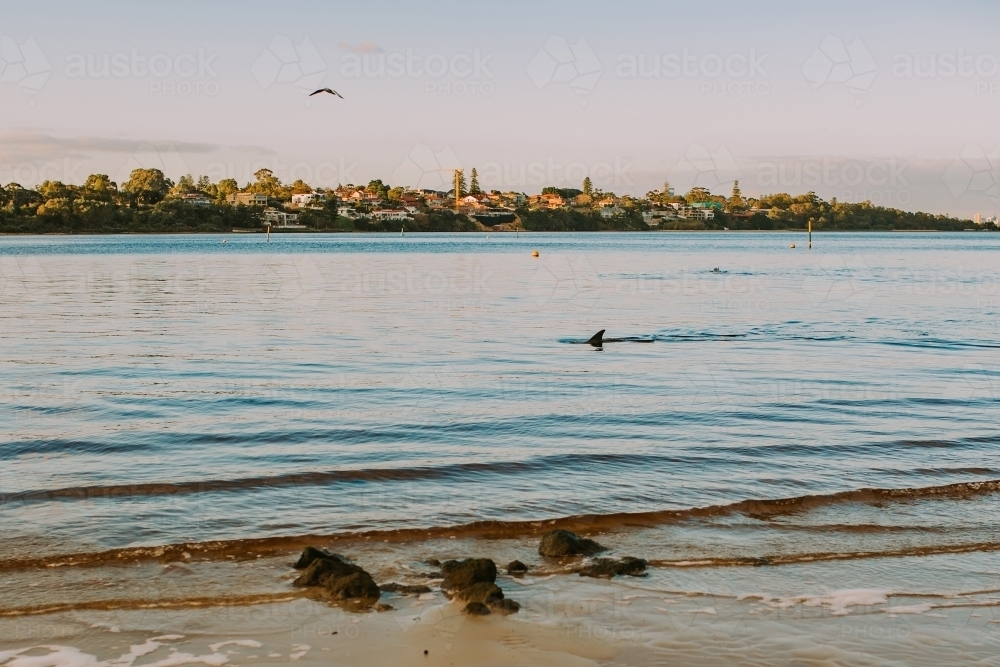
[576,557,647,578]
[464,601,491,615]
[379,583,433,595]
[440,558,497,591]
[294,546,346,570]
[426,558,442,567]
[291,547,381,607]
[293,556,363,587]
[489,598,521,615]
[506,560,528,574]
[538,530,606,558]
[326,571,381,601]
[453,582,504,605]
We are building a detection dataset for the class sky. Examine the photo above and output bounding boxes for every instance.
[1,0,998,217]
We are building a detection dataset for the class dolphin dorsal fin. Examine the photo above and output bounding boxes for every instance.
[587,330,606,346]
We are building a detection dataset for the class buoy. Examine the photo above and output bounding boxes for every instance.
[531,250,539,257]
[790,243,796,248]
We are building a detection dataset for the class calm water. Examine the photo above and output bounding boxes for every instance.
[2,232,999,592]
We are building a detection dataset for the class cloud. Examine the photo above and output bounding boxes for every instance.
[0,132,219,158]
[0,132,277,161]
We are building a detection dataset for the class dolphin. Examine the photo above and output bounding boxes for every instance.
[583,330,654,346]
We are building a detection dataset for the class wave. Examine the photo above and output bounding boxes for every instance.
[3,478,999,572]
[0,592,305,618]
[1,452,709,503]
[7,436,1000,504]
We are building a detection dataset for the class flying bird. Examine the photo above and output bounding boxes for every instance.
[309,88,344,98]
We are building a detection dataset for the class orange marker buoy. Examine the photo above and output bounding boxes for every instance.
[531,250,539,257]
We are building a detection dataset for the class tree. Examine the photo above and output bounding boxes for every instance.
[171,174,196,194]
[684,186,713,203]
[727,180,746,212]
[366,179,388,199]
[387,186,405,201]
[291,179,312,195]
[469,168,481,194]
[82,174,117,202]
[582,176,592,195]
[122,168,172,207]
[454,169,467,197]
[247,168,287,199]
[215,178,238,202]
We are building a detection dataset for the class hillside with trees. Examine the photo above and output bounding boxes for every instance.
[0,169,986,234]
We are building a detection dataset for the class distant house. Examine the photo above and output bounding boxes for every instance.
[263,208,302,227]
[179,192,213,206]
[227,193,268,206]
[642,208,680,226]
[674,205,715,220]
[504,192,527,206]
[538,193,565,208]
[337,206,359,219]
[370,209,411,221]
[599,205,624,218]
[291,192,325,206]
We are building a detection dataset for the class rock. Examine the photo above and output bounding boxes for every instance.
[294,546,346,570]
[440,558,497,591]
[538,530,606,558]
[453,582,503,605]
[374,603,394,612]
[426,558,441,567]
[379,583,433,595]
[488,598,520,615]
[325,571,381,601]
[576,557,647,578]
[293,556,363,587]
[463,601,490,616]
[506,560,528,574]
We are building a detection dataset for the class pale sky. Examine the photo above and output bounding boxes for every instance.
[1,0,998,217]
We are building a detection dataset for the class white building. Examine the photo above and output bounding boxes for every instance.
[370,209,411,221]
[642,208,680,226]
[599,205,624,218]
[337,206,359,219]
[263,208,302,227]
[291,192,326,206]
[674,205,715,220]
[179,193,213,206]
[227,193,268,206]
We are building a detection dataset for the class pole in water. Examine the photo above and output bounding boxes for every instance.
[808,219,812,249]
[266,223,271,242]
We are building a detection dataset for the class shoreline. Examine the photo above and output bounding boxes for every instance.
[0,228,994,236]
[3,547,999,666]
